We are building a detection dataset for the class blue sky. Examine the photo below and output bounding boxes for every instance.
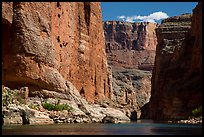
[101,2,198,23]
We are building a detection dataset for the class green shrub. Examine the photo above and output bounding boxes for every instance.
[42,101,54,111]
[192,106,202,117]
[42,99,73,112]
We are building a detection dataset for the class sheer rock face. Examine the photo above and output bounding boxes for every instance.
[103,21,157,119]
[2,2,112,103]
[110,69,152,119]
[103,21,158,70]
[141,3,202,120]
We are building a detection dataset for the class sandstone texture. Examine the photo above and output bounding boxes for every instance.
[141,3,202,120]
[2,2,112,103]
[103,21,157,70]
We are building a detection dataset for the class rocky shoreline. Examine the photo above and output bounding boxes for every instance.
[2,103,130,125]
[2,85,202,126]
[167,117,202,125]
[177,117,202,125]
[2,85,130,125]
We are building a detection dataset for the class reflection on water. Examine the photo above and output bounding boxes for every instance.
[2,120,202,135]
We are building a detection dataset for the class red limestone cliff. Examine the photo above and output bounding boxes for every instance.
[103,21,158,70]
[2,2,112,103]
[103,21,158,119]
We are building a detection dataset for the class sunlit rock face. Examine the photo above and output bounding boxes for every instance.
[2,2,112,103]
[103,21,158,119]
[103,21,158,70]
[141,3,202,120]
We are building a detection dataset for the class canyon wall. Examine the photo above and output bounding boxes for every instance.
[2,2,112,103]
[103,21,157,118]
[141,3,202,120]
[103,21,158,70]
[110,68,152,119]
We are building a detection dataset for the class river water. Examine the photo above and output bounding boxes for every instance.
[2,119,202,135]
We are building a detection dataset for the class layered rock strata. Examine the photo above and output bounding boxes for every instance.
[103,21,158,70]
[103,21,157,119]
[141,3,202,120]
[2,2,112,103]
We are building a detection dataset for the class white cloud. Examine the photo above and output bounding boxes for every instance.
[134,15,148,20]
[126,16,134,22]
[148,12,169,21]
[117,15,126,21]
[117,11,169,23]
